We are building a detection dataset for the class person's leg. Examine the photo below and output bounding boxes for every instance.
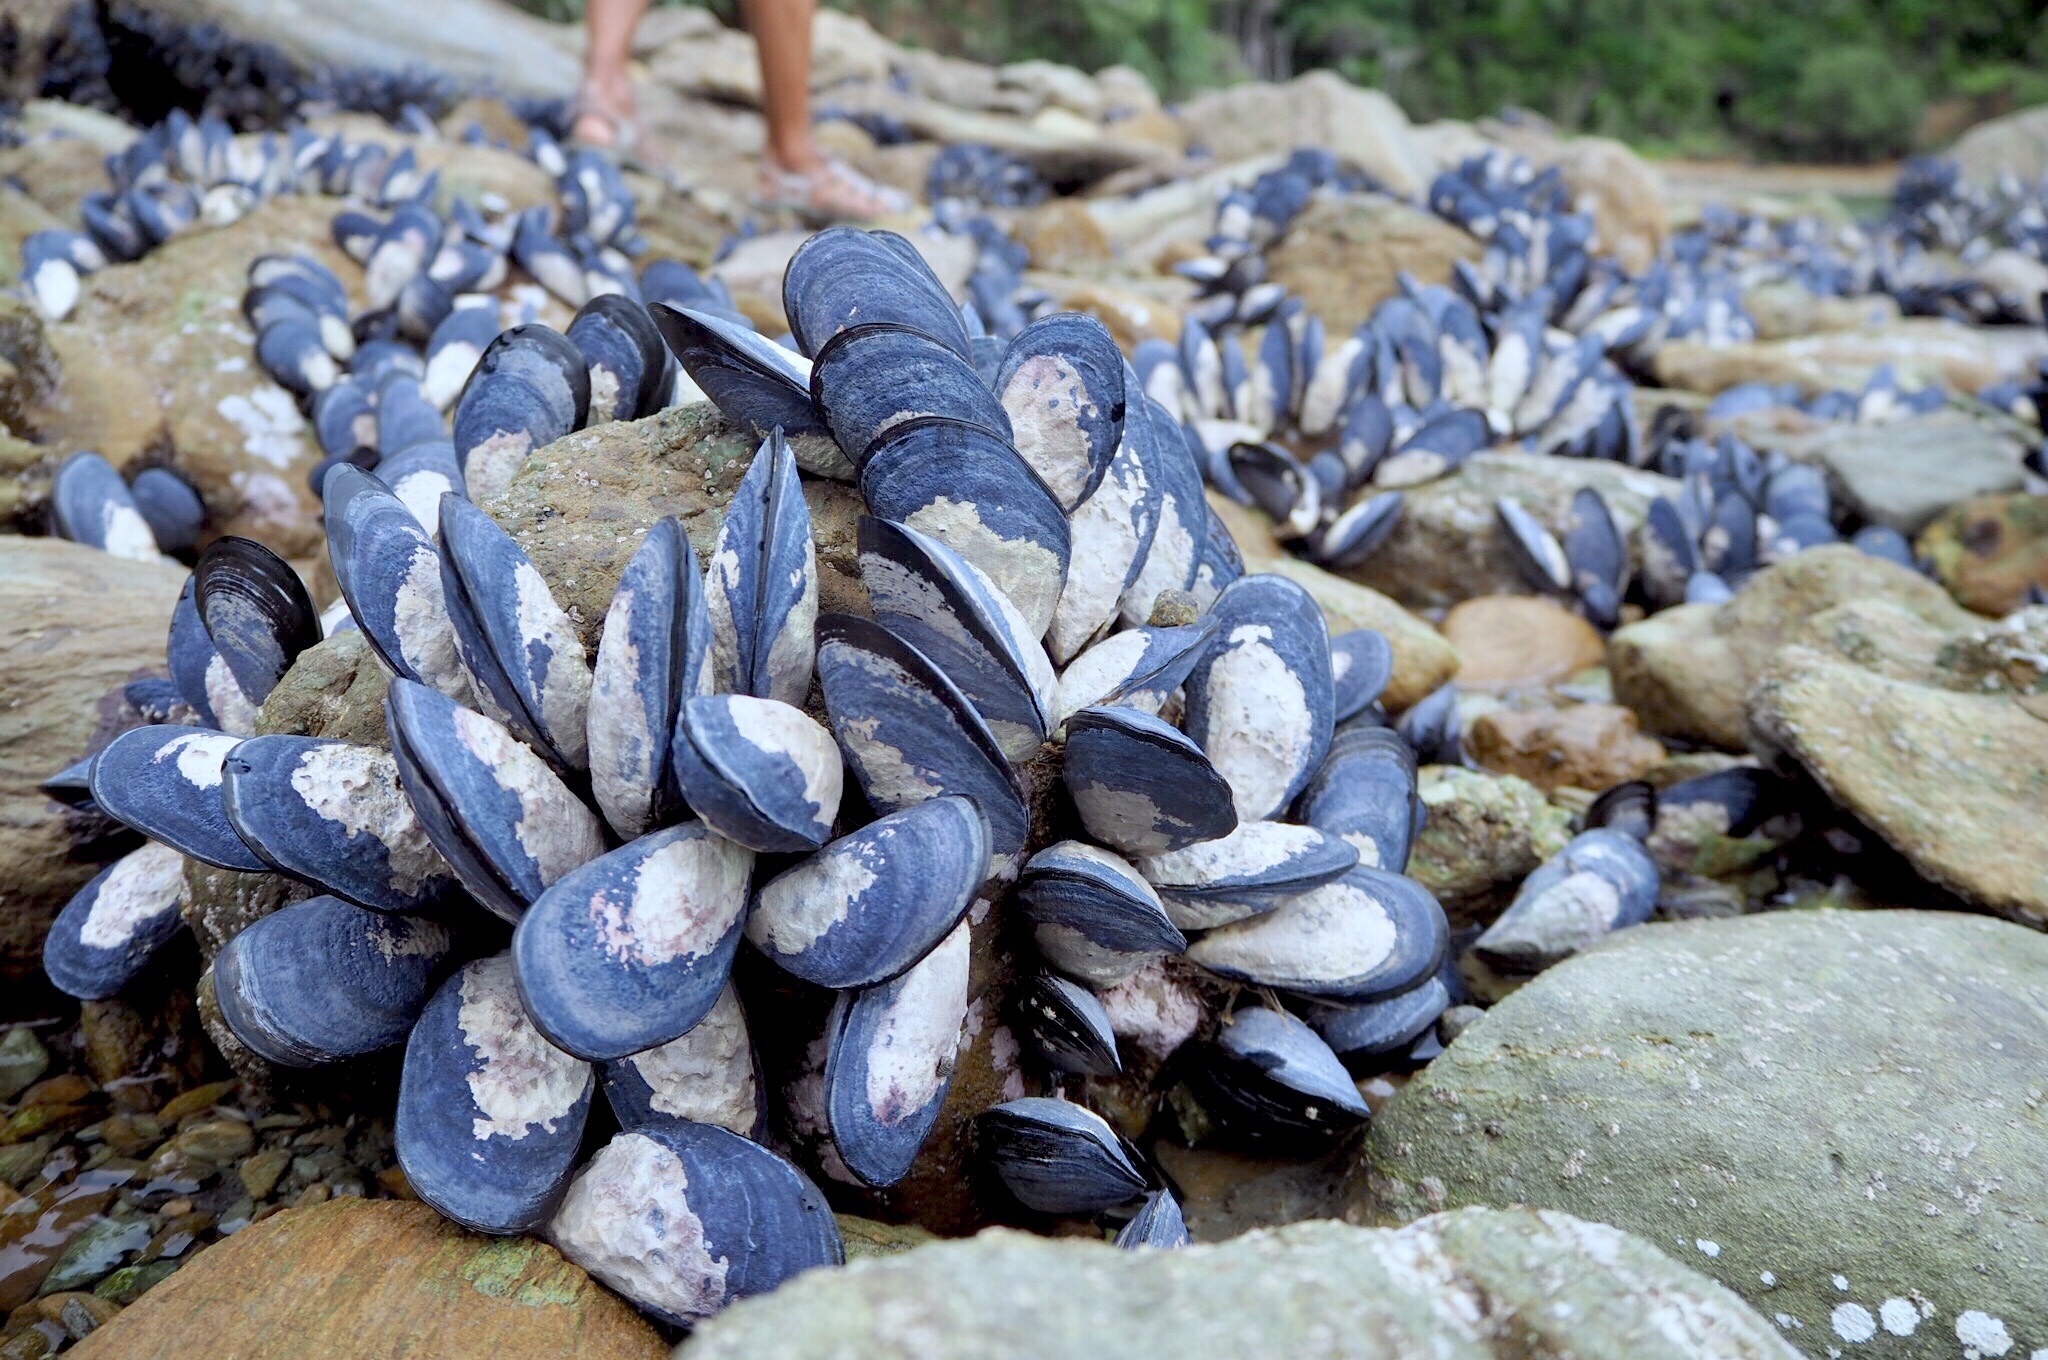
[744,0,822,174]
[575,0,651,146]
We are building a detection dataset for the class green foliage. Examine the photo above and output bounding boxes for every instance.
[1781,45,1925,160]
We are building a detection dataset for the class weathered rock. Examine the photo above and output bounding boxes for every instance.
[1609,545,1981,749]
[1469,704,1666,793]
[254,631,392,752]
[1952,101,2048,186]
[1742,280,1902,341]
[1024,273,1190,350]
[1176,73,1432,196]
[998,60,1106,120]
[1918,493,2048,615]
[1443,595,1607,690]
[0,103,136,222]
[1265,193,1485,336]
[1749,646,2048,926]
[0,538,187,1019]
[69,1198,668,1360]
[1011,199,1114,271]
[0,185,64,285]
[1652,321,2048,397]
[683,1211,1797,1360]
[1345,452,1680,610]
[1360,911,2048,1358]
[1408,766,1573,921]
[1789,415,2027,534]
[1550,137,1668,274]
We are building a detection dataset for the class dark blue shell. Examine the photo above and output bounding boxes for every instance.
[89,725,266,871]
[323,466,468,698]
[1118,394,1207,627]
[1115,1190,1189,1249]
[255,319,339,397]
[670,695,839,852]
[371,440,467,529]
[1195,1005,1369,1140]
[375,376,446,458]
[650,305,829,441]
[1473,827,1658,973]
[703,430,817,706]
[1297,725,1420,874]
[1014,971,1120,1076]
[51,451,155,557]
[452,324,590,493]
[1018,840,1185,963]
[976,1097,1149,1216]
[1047,389,1164,663]
[1329,629,1394,724]
[43,843,188,1000]
[1180,572,1334,821]
[396,954,594,1234]
[567,294,670,423]
[166,577,233,728]
[1301,974,1450,1064]
[783,226,972,361]
[599,984,763,1137]
[1054,618,1217,721]
[1139,819,1357,929]
[194,536,319,707]
[1188,863,1448,1001]
[128,468,204,556]
[994,312,1126,511]
[512,822,754,1061]
[214,895,452,1067]
[812,323,1013,464]
[313,378,379,461]
[1062,705,1236,857]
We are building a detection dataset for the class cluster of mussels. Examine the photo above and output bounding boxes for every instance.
[40,224,1460,1324]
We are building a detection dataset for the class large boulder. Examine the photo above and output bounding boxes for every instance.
[1360,911,2048,1360]
[1952,103,2048,186]
[69,1198,668,1360]
[0,537,188,1020]
[683,1211,1796,1360]
[1176,72,1433,196]
[1783,415,2028,535]
[1265,193,1485,337]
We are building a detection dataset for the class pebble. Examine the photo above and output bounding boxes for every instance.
[0,1035,49,1105]
[1467,703,1666,793]
[1443,595,1608,690]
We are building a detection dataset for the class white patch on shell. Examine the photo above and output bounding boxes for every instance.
[511,560,591,766]
[1831,1304,1876,1343]
[450,705,605,886]
[1071,783,1185,857]
[622,985,757,1135]
[204,655,260,735]
[1002,352,1096,509]
[1298,337,1357,436]
[99,502,163,561]
[724,696,841,831]
[1186,877,1395,989]
[1119,490,1195,628]
[748,833,879,957]
[1055,631,1149,724]
[1477,870,1623,962]
[703,540,745,695]
[588,364,622,421]
[861,921,970,1124]
[1139,820,1323,887]
[1032,922,1145,987]
[760,537,818,708]
[289,743,449,897]
[456,956,589,1140]
[463,428,534,500]
[903,495,1063,641]
[1194,623,1313,821]
[157,730,238,789]
[79,841,185,949]
[1341,831,1384,868]
[588,831,752,968]
[364,916,451,963]
[391,470,456,534]
[586,584,656,839]
[548,1131,730,1320]
[1051,449,1149,664]
[394,544,469,699]
[836,713,942,809]
[214,386,306,468]
[1956,1312,2014,1358]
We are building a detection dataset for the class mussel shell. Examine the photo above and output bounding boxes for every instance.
[373,440,467,531]
[1311,490,1404,571]
[1328,629,1394,724]
[89,725,266,871]
[1188,863,1446,999]
[1018,840,1185,986]
[1194,1005,1369,1140]
[194,536,319,706]
[314,378,380,461]
[567,293,670,423]
[1180,573,1334,821]
[783,226,973,361]
[976,1097,1149,1216]
[1639,496,1699,605]
[994,311,1126,511]
[1584,778,1656,841]
[423,304,503,410]
[670,695,841,852]
[1015,972,1121,1076]
[1063,705,1238,858]
[512,821,754,1061]
[812,322,1013,465]
[1053,619,1217,724]
[1300,974,1451,1065]
[375,376,446,458]
[825,921,972,1188]
[1296,725,1420,873]
[396,953,594,1234]
[128,468,204,556]
[215,895,452,1067]
[1139,819,1357,930]
[1564,487,1625,596]
[452,324,590,498]
[1496,497,1571,593]
[220,735,456,912]
[548,1120,842,1325]
[1117,395,1208,627]
[1115,1190,1189,1249]
[1396,682,1461,766]
[1472,827,1658,974]
[650,305,834,447]
[166,577,250,732]
[323,465,468,698]
[703,430,817,707]
[42,842,188,1000]
[748,796,987,989]
[599,983,763,1137]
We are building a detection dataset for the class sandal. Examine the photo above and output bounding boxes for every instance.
[756,157,911,224]
[570,89,687,191]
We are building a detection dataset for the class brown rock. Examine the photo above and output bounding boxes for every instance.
[1175,73,1430,195]
[1468,704,1666,793]
[1917,493,2048,615]
[0,102,135,221]
[68,1198,668,1360]
[1266,194,1485,337]
[1011,200,1113,272]
[254,630,391,752]
[0,538,188,1020]
[1548,137,1668,275]
[1025,275,1189,350]
[1443,596,1606,690]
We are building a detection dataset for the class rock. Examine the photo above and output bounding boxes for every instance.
[1206,493,1460,711]
[0,103,135,223]
[22,198,357,557]
[1024,274,1189,350]
[1469,704,1666,793]
[835,1216,939,1262]
[1918,493,2048,615]
[1749,647,2048,926]
[254,631,392,752]
[1952,101,2048,186]
[1443,595,1607,690]
[1652,321,2048,398]
[1011,200,1113,272]
[1359,911,2048,1358]
[813,86,1173,187]
[1742,280,1901,341]
[1408,767,1573,921]
[1550,137,1668,274]
[1792,415,2027,535]
[684,1211,1795,1360]
[1148,1141,1352,1241]
[0,1028,50,1102]
[998,60,1104,120]
[68,1198,668,1360]
[1176,73,1432,196]
[1609,545,1981,749]
[1094,64,1162,118]
[1345,453,1680,611]
[0,538,188,1019]
[0,185,64,285]
[1265,193,1485,336]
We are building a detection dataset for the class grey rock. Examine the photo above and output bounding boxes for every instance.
[1796,416,2027,535]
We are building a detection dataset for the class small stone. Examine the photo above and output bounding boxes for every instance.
[154,1083,239,1126]
[148,1121,254,1184]
[4,1105,95,1143]
[836,1216,941,1261]
[237,1148,290,1202]
[1437,1005,1486,1044]
[0,1031,49,1103]
[1147,590,1201,628]
[1408,767,1574,920]
[92,1115,164,1160]
[1443,596,1607,691]
[1916,492,2048,616]
[1468,704,1666,793]
[48,1290,118,1340]
[18,1076,91,1109]
[90,1259,179,1306]
[34,1216,151,1295]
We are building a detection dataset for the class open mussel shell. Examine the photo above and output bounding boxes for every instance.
[215,895,453,1067]
[860,516,1056,761]
[748,796,987,989]
[194,536,320,707]
[670,695,841,853]
[89,726,266,871]
[512,821,754,1061]
[812,322,1013,464]
[650,305,836,450]
[1329,629,1395,724]
[858,416,1072,640]
[1188,863,1446,999]
[704,430,817,707]
[167,577,256,733]
[1062,705,1237,859]
[1117,395,1208,628]
[815,614,1029,872]
[1139,820,1357,931]
[567,293,671,423]
[385,679,606,922]
[1297,725,1421,873]
[1584,779,1657,841]
[439,494,593,770]
[994,311,1126,511]
[397,954,594,1234]
[1473,827,1659,975]
[220,735,457,912]
[128,467,204,557]
[825,920,972,1187]
[1115,1189,1189,1249]
[783,226,972,361]
[1054,619,1217,724]
[1048,408,1163,664]
[1300,974,1451,1068]
[452,324,590,498]
[600,983,763,1138]
[977,1097,1149,1217]
[1018,840,1184,987]
[1015,972,1121,1076]
[43,842,187,1000]
[323,465,468,699]
[1181,573,1335,822]
[1193,1005,1369,1141]
[549,1119,843,1325]
[588,517,708,840]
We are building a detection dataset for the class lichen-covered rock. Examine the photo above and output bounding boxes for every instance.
[1652,321,2048,398]
[1408,766,1573,921]
[1264,191,1483,335]
[255,630,392,752]
[681,1211,1797,1360]
[1359,911,2048,1360]
[69,1198,668,1360]
[1792,415,2028,535]
[1917,492,2048,616]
